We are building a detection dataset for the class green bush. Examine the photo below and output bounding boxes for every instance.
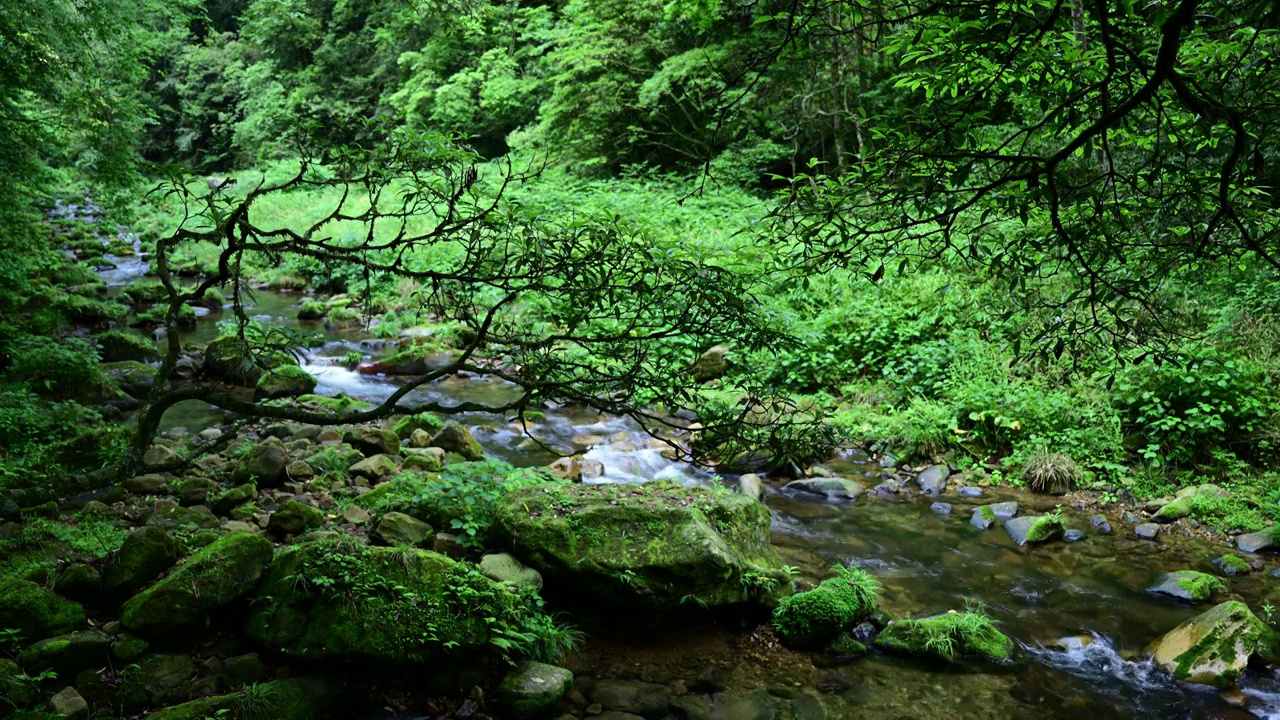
[4,336,110,401]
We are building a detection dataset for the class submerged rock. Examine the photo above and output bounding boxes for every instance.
[247,537,550,664]
[496,661,573,719]
[1151,601,1279,687]
[495,482,789,609]
[1004,515,1064,545]
[1089,514,1113,533]
[1147,571,1227,603]
[875,611,1014,664]
[121,533,273,633]
[930,502,952,515]
[783,478,865,502]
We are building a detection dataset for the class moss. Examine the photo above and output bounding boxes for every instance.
[296,394,373,413]
[1163,601,1277,686]
[246,537,569,664]
[121,533,274,632]
[120,281,169,304]
[980,506,996,522]
[145,679,319,720]
[875,610,1014,664]
[1024,515,1065,543]
[772,566,879,648]
[390,412,445,439]
[297,301,328,320]
[1176,572,1228,602]
[95,329,157,361]
[0,576,85,640]
[494,481,789,609]
[270,501,325,535]
[256,366,318,400]
[1216,554,1251,575]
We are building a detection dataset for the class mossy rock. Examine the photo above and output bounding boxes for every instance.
[875,611,1015,664]
[1148,571,1227,603]
[772,567,878,648]
[1151,600,1280,687]
[390,412,445,439]
[103,527,179,599]
[256,365,319,400]
[496,661,573,719]
[0,657,38,708]
[429,422,484,461]
[121,533,274,633]
[95,330,157,362]
[246,537,551,664]
[297,301,328,320]
[0,576,85,640]
[296,394,373,414]
[494,482,790,609]
[120,281,169,304]
[1152,484,1230,523]
[144,678,322,720]
[269,501,326,535]
[17,629,111,675]
[204,336,294,386]
[102,360,158,399]
[1214,554,1252,576]
[1003,515,1064,546]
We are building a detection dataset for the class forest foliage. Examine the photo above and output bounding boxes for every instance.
[5,0,1280,528]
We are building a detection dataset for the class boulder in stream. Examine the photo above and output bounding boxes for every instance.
[1004,515,1064,545]
[916,465,950,495]
[783,477,865,502]
[1237,527,1279,554]
[1151,601,1279,687]
[1147,571,1227,603]
[875,610,1015,664]
[1151,484,1229,523]
[772,566,878,648]
[495,482,789,609]
[971,502,1017,529]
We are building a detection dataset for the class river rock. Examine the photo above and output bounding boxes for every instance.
[18,630,112,675]
[1063,529,1086,542]
[429,422,484,461]
[875,611,1014,664]
[255,366,318,400]
[1152,484,1229,523]
[247,538,532,663]
[1151,601,1279,686]
[344,427,400,457]
[104,361,157,399]
[234,437,289,486]
[783,478,865,502]
[143,678,319,720]
[1135,523,1161,540]
[49,687,88,718]
[1214,555,1252,576]
[479,553,543,590]
[548,456,586,481]
[494,482,788,609]
[916,465,950,495]
[373,512,433,546]
[496,661,572,719]
[123,474,170,495]
[1090,514,1113,533]
[957,486,984,498]
[104,527,179,599]
[269,500,325,535]
[930,502,952,515]
[1236,528,1279,553]
[738,474,764,501]
[143,444,181,470]
[0,577,85,640]
[592,679,671,717]
[121,533,273,633]
[1004,515,1064,545]
[146,505,219,530]
[349,453,399,481]
[691,344,731,382]
[203,336,265,385]
[971,501,1018,529]
[1148,571,1227,603]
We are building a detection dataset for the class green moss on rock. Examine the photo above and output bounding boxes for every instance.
[875,611,1015,664]
[256,365,318,400]
[145,678,320,720]
[0,576,85,640]
[121,533,273,633]
[246,537,563,664]
[494,481,789,609]
[1151,600,1279,687]
[772,566,878,648]
[1148,571,1228,603]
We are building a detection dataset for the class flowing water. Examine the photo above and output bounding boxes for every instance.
[90,232,1280,718]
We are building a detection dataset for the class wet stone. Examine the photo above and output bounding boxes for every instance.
[930,502,952,515]
[916,465,950,495]
[591,679,671,717]
[783,478,865,502]
[1063,529,1086,542]
[957,486,984,498]
[1089,514,1113,533]
[1236,528,1278,553]
[1135,523,1161,540]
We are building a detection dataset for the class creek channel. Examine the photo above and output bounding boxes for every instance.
[91,226,1280,720]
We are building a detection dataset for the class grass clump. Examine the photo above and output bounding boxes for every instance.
[1021,449,1082,494]
[875,606,1014,664]
[772,564,879,648]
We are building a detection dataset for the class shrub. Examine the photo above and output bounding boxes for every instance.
[1021,449,1082,494]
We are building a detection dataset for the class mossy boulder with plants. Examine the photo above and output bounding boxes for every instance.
[494,481,790,609]
[121,533,274,633]
[772,565,878,648]
[120,281,169,305]
[355,461,555,547]
[145,678,322,720]
[296,393,373,415]
[0,576,85,640]
[204,336,293,386]
[102,360,158,399]
[131,302,198,328]
[246,537,574,665]
[1152,484,1231,523]
[95,330,157,362]
[297,301,328,320]
[1148,571,1228,603]
[255,365,318,400]
[1003,514,1065,546]
[103,527,180,599]
[875,610,1015,664]
[1151,601,1280,686]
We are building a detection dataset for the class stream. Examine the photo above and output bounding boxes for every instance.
[90,227,1280,719]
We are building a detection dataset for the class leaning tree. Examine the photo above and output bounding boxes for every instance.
[100,127,826,486]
